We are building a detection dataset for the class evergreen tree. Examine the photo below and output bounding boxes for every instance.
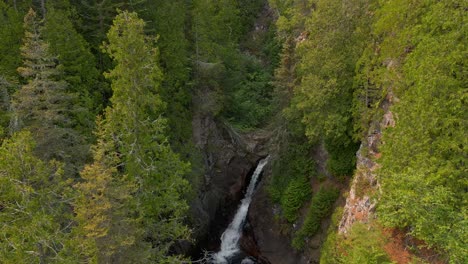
[73,11,190,263]
[192,0,241,63]
[0,131,71,263]
[72,118,148,263]
[0,77,13,137]
[0,1,24,81]
[43,0,104,123]
[288,0,375,176]
[143,0,192,151]
[377,1,467,261]
[72,0,148,72]
[13,8,87,176]
[71,0,118,71]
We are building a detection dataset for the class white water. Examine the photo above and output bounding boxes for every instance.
[211,156,269,264]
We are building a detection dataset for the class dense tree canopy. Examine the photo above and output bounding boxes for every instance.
[0,0,465,262]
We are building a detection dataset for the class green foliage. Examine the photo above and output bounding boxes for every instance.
[225,55,274,129]
[269,125,315,223]
[320,207,344,264]
[373,1,467,262]
[192,0,242,63]
[325,136,359,178]
[237,0,266,35]
[71,0,148,72]
[191,0,241,120]
[281,175,312,222]
[340,223,392,264]
[321,210,392,264]
[13,8,88,176]
[0,77,13,136]
[192,0,278,130]
[97,10,190,262]
[43,1,104,119]
[72,118,149,263]
[269,0,314,35]
[0,131,72,263]
[292,0,372,142]
[262,24,282,70]
[292,187,339,250]
[0,2,23,81]
[143,0,193,152]
[277,0,376,181]
[268,133,315,203]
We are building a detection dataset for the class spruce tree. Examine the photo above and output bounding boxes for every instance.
[43,0,104,124]
[73,11,190,263]
[72,118,148,263]
[0,131,70,263]
[0,1,24,81]
[143,0,193,151]
[13,8,87,176]
[72,0,147,71]
[103,11,190,261]
[0,77,13,137]
[377,1,467,261]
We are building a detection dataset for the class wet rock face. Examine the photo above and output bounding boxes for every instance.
[190,111,264,256]
[248,168,308,264]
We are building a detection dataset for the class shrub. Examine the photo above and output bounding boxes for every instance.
[292,187,340,250]
[281,176,312,222]
[325,136,359,178]
[340,223,392,264]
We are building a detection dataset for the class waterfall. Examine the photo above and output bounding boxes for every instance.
[211,156,270,264]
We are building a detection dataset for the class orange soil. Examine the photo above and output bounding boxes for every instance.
[383,228,412,264]
[383,228,446,264]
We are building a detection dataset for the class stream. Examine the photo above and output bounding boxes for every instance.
[210,156,270,264]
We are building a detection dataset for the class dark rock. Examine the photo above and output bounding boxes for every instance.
[248,169,307,264]
[189,109,264,258]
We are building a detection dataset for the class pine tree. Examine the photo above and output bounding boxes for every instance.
[72,0,148,72]
[0,1,24,81]
[143,0,192,150]
[43,0,104,123]
[73,11,190,263]
[0,77,13,137]
[72,118,149,263]
[13,8,87,176]
[0,131,71,263]
[377,1,467,261]
[103,11,190,261]
[71,0,118,71]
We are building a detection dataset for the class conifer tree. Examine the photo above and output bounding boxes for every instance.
[103,11,190,260]
[73,11,190,263]
[72,0,147,71]
[377,1,467,261]
[0,77,13,137]
[43,0,104,122]
[72,118,149,263]
[143,0,193,150]
[0,1,24,81]
[192,0,241,63]
[289,0,375,176]
[13,8,87,176]
[72,0,118,71]
[0,131,70,263]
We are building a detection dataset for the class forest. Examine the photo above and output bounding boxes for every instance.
[0,0,465,263]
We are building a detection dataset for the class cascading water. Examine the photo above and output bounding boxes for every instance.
[211,156,270,264]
